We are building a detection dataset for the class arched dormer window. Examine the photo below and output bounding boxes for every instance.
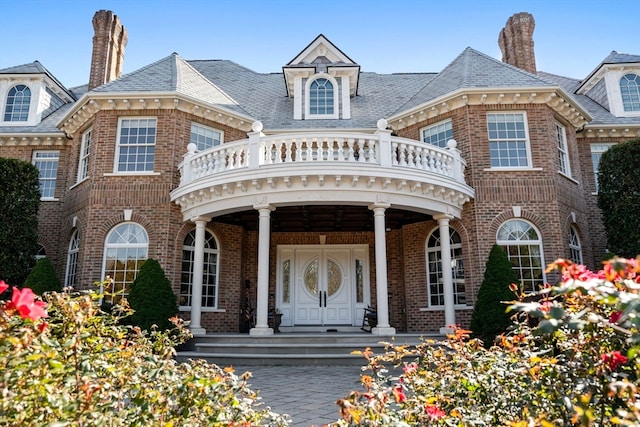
[4,84,31,122]
[620,73,640,112]
[305,75,338,119]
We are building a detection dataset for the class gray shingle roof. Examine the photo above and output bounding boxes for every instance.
[394,48,558,114]
[92,53,251,117]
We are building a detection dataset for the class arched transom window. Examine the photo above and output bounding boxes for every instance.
[309,78,334,115]
[64,231,80,288]
[497,219,545,292]
[620,73,640,112]
[425,228,466,307]
[180,229,219,309]
[568,226,583,265]
[4,84,31,122]
[102,223,149,304]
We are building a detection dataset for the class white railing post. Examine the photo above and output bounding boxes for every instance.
[248,121,264,169]
[375,119,393,167]
[179,143,197,185]
[447,139,465,181]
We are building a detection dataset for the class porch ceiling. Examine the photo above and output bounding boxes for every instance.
[212,205,432,232]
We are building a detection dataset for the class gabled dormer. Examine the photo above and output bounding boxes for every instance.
[576,51,640,118]
[283,35,360,120]
[0,61,75,127]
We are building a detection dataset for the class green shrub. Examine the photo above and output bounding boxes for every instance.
[127,259,178,331]
[0,281,290,426]
[336,258,640,426]
[0,158,40,285]
[597,137,640,258]
[23,257,61,295]
[470,244,518,345]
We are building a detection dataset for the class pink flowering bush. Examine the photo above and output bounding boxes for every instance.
[0,281,290,426]
[336,257,640,426]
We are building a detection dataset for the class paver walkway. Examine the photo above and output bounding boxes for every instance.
[233,365,365,427]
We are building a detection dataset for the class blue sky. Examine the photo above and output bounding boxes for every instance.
[1,0,638,88]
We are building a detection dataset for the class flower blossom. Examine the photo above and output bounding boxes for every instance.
[602,351,628,370]
[426,404,445,419]
[0,280,8,295]
[393,385,406,403]
[7,286,48,321]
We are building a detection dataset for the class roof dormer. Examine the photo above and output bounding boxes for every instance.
[283,35,360,120]
[0,61,75,127]
[576,51,640,118]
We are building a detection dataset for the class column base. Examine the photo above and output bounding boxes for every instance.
[439,326,455,335]
[371,326,396,336]
[190,326,207,336]
[250,327,274,336]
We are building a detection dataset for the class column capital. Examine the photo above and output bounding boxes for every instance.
[190,215,211,224]
[253,203,275,212]
[433,213,454,222]
[368,201,390,211]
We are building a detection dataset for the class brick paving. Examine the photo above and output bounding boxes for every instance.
[232,365,365,427]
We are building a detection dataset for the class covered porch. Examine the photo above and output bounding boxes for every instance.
[170,119,474,337]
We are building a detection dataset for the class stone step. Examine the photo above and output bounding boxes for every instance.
[176,332,441,366]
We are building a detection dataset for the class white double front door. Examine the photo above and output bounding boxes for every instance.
[276,245,369,327]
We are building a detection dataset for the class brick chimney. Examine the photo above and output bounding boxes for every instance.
[498,12,536,74]
[88,10,128,90]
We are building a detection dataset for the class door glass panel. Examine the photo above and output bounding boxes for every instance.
[355,259,363,303]
[283,259,290,303]
[304,259,318,295]
[327,260,342,296]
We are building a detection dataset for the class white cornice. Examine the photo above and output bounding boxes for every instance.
[387,86,592,130]
[582,125,640,139]
[0,133,70,146]
[577,63,640,95]
[57,92,257,135]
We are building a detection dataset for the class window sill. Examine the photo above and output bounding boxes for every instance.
[179,307,226,313]
[483,167,543,172]
[558,172,580,185]
[40,197,60,202]
[69,178,89,190]
[420,305,473,312]
[103,172,161,177]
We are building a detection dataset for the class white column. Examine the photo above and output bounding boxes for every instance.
[435,214,456,334]
[250,203,275,336]
[189,216,210,336]
[369,201,396,335]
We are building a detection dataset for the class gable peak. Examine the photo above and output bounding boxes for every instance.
[287,34,356,66]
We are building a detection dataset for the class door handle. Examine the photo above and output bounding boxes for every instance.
[323,291,327,307]
[319,292,322,307]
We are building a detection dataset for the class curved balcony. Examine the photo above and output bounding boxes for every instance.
[171,121,474,221]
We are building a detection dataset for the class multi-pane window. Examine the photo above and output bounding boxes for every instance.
[555,122,571,176]
[78,129,91,182]
[620,73,640,112]
[4,84,31,121]
[309,78,334,115]
[180,229,219,308]
[190,123,222,151]
[115,118,156,172]
[426,228,466,307]
[487,112,530,168]
[497,219,545,292]
[590,143,615,191]
[65,231,80,288]
[568,226,583,265]
[32,151,59,199]
[102,223,148,305]
[422,120,453,148]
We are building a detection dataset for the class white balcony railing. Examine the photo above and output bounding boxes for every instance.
[178,122,466,187]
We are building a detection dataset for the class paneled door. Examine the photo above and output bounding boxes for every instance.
[293,248,352,325]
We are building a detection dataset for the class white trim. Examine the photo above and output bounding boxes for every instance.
[113,116,157,173]
[555,121,571,177]
[486,111,533,169]
[305,74,339,120]
[77,128,92,183]
[179,227,220,310]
